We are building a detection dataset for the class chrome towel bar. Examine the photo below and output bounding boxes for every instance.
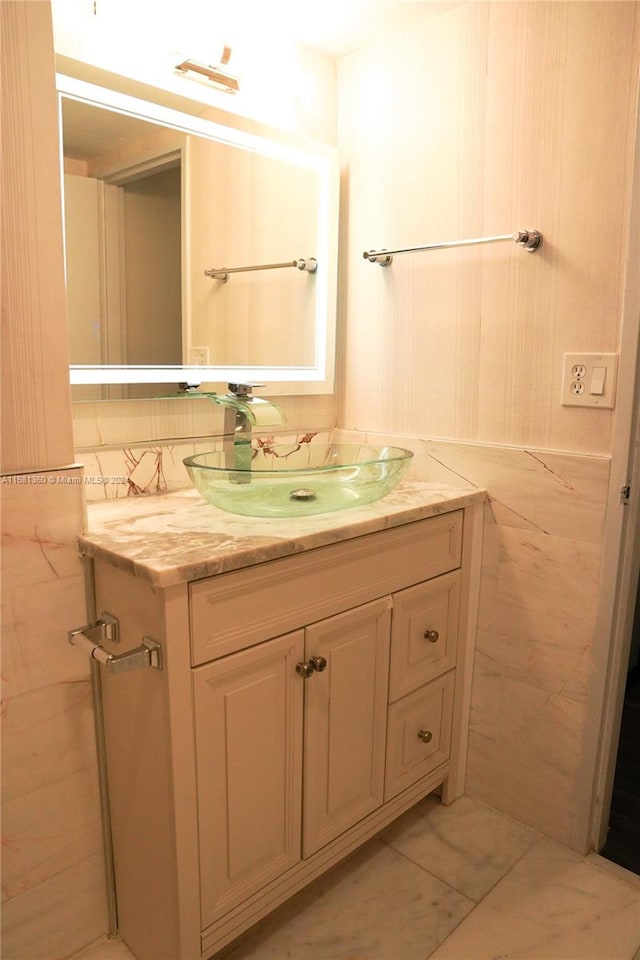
[205,257,318,282]
[69,613,162,673]
[364,230,542,265]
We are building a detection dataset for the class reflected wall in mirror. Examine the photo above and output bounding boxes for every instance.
[62,98,183,399]
[187,137,318,369]
[58,75,338,399]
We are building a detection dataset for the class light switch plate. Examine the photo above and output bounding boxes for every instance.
[189,346,210,365]
[561,353,618,408]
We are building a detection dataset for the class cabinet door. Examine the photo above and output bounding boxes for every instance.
[389,571,460,702]
[194,631,304,928]
[302,598,392,858]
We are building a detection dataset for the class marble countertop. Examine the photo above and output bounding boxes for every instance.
[80,482,487,588]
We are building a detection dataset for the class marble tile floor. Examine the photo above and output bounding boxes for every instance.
[66,795,640,960]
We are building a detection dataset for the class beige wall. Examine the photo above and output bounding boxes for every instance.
[337,2,640,847]
[338,1,637,456]
[124,167,182,366]
[1,1,75,473]
[64,176,104,369]
[1,4,107,958]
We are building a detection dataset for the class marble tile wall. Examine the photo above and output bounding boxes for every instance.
[334,428,610,847]
[72,393,337,450]
[72,393,337,501]
[77,430,334,502]
[1,467,107,959]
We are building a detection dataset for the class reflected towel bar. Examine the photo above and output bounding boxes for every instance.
[363,230,542,265]
[205,258,318,282]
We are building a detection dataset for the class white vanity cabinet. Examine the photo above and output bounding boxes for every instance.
[87,503,482,960]
[194,596,391,931]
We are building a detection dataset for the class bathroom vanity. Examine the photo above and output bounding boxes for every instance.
[78,483,486,959]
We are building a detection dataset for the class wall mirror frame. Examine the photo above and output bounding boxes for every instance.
[57,71,339,396]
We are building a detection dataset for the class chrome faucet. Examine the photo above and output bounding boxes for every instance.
[213,383,285,473]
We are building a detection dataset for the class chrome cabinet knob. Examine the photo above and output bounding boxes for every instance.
[296,656,327,678]
[423,629,439,643]
[417,729,433,744]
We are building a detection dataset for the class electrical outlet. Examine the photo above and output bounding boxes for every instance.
[561,353,618,408]
[189,346,209,366]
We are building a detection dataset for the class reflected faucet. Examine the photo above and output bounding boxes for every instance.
[213,383,285,474]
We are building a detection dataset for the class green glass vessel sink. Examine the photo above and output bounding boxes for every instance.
[183,442,413,518]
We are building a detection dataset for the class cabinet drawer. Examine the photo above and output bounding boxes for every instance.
[389,571,460,702]
[190,511,463,665]
[384,672,455,801]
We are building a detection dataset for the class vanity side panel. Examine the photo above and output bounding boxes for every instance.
[163,582,204,960]
[93,561,189,960]
[442,502,484,802]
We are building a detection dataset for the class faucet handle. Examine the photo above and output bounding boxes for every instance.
[227,382,266,398]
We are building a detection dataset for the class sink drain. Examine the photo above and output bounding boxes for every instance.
[289,488,317,502]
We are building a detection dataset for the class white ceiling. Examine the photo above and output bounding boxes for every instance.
[227,1,463,58]
[53,0,464,67]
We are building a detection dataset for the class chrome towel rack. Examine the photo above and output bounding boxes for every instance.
[205,258,318,282]
[363,230,542,266]
[69,613,163,673]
